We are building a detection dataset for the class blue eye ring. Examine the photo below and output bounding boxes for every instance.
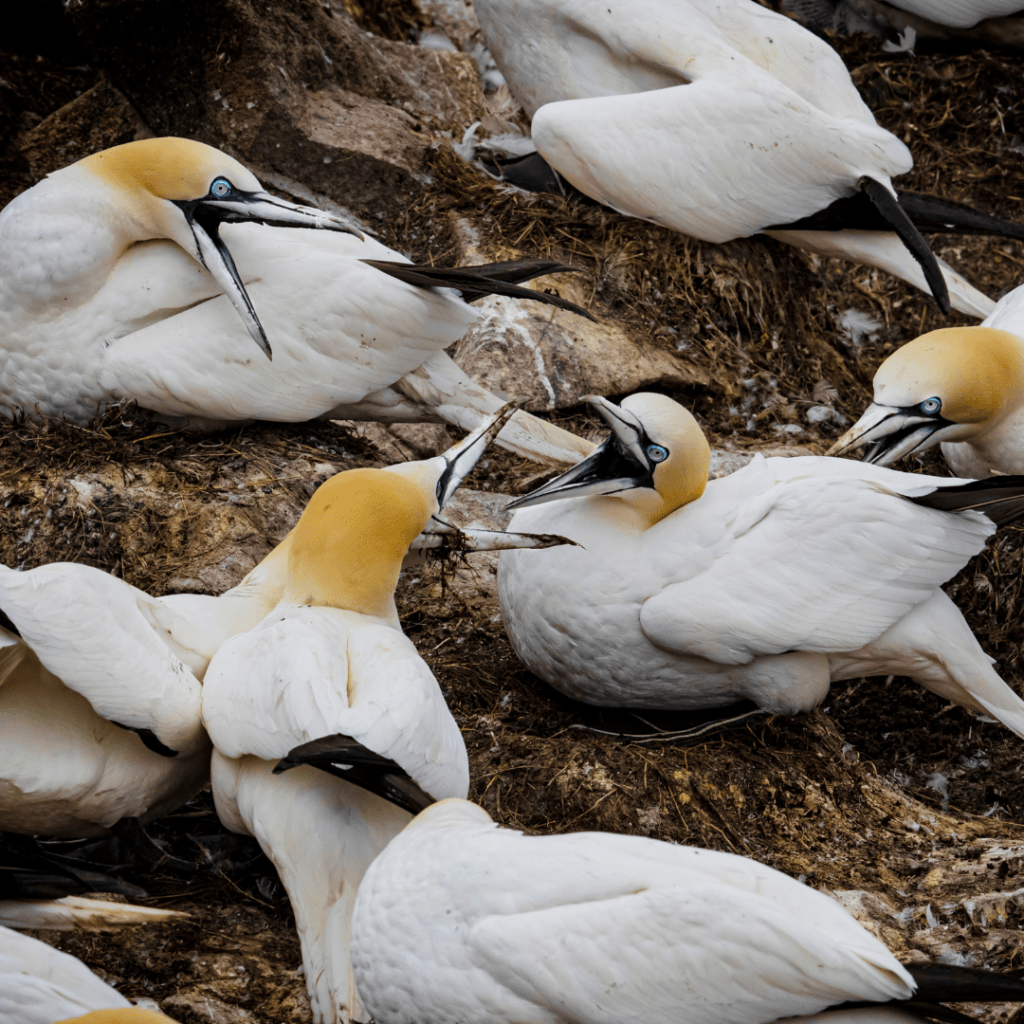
[647,444,668,463]
[210,177,233,198]
[920,397,941,415]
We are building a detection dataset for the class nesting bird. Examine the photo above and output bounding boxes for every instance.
[349,795,1024,1024]
[475,0,1024,317]
[0,137,592,466]
[498,392,1024,736]
[2,924,177,1024]
[201,409,569,1023]
[828,285,1024,475]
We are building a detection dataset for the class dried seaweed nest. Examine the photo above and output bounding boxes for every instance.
[5,19,1024,1024]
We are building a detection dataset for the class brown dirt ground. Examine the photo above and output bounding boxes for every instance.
[3,9,1024,1024]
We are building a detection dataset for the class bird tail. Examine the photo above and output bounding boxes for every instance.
[908,475,1024,526]
[764,227,995,319]
[900,192,1024,242]
[834,590,1024,739]
[0,895,187,931]
[394,351,596,468]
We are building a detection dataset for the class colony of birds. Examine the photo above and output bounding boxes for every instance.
[2,0,1024,1021]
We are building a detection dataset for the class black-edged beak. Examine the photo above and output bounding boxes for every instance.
[826,402,950,465]
[434,403,519,509]
[272,732,435,815]
[174,191,363,361]
[406,516,579,559]
[507,395,655,510]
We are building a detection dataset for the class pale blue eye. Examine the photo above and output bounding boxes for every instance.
[647,444,668,463]
[211,178,232,197]
[920,397,941,415]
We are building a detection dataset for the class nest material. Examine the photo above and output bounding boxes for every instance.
[2,21,1024,1023]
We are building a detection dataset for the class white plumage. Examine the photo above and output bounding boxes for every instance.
[0,541,286,837]
[475,0,999,317]
[0,924,177,1024]
[499,393,1024,735]
[0,138,590,466]
[201,414,552,1022]
[351,799,917,1024]
[882,0,1023,27]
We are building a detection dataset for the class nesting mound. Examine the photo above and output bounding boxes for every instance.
[1,9,1024,1023]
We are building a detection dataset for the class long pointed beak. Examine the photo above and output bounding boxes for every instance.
[183,192,363,361]
[507,395,652,511]
[189,216,273,358]
[826,403,943,465]
[204,191,365,237]
[406,516,578,558]
[434,404,519,509]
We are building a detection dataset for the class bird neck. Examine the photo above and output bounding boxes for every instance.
[282,469,431,619]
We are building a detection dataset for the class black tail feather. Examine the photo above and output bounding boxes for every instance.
[481,151,568,195]
[900,193,1024,242]
[0,835,147,901]
[273,733,435,815]
[908,964,1024,1003]
[909,476,1024,525]
[361,258,596,321]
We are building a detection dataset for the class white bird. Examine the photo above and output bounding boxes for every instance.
[351,796,1024,1024]
[0,137,592,467]
[873,0,1023,28]
[0,516,302,839]
[475,0,1024,317]
[1,924,178,1024]
[202,409,570,1024]
[498,392,1024,737]
[828,287,1024,475]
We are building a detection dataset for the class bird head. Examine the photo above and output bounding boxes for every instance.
[283,406,572,615]
[78,137,361,360]
[507,392,710,527]
[827,327,1024,465]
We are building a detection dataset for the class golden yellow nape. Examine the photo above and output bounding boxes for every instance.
[877,327,1024,425]
[55,1011,178,1024]
[622,393,710,524]
[78,137,258,202]
[284,467,433,615]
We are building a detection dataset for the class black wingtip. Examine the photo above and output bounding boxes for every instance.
[908,964,1024,1004]
[272,733,435,814]
[909,475,1024,526]
[361,259,597,322]
[861,177,951,314]
[0,607,21,638]
[111,722,178,758]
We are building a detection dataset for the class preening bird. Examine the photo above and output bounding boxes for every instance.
[498,392,1024,737]
[1,924,177,1024]
[201,408,571,1024]
[475,0,1024,317]
[350,796,1024,1024]
[828,286,1024,475]
[0,137,592,467]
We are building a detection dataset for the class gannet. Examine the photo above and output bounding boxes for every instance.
[497,392,1024,736]
[202,409,570,1024]
[0,138,592,467]
[350,795,1024,1024]
[2,924,178,1024]
[828,286,1024,475]
[475,0,1024,317]
[879,0,1023,27]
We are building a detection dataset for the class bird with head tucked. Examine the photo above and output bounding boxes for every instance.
[498,391,1024,739]
[0,137,592,466]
